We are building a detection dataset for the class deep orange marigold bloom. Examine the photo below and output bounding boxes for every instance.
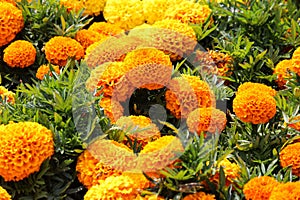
[211,158,240,186]
[116,115,161,147]
[3,40,36,68]
[280,142,300,176]
[88,22,124,36]
[243,176,279,200]
[76,150,122,189]
[0,86,15,104]
[292,47,300,76]
[165,75,215,119]
[183,191,216,200]
[273,59,293,88]
[208,50,233,77]
[36,64,60,80]
[269,181,300,200]
[99,97,124,123]
[0,186,11,200]
[236,82,276,97]
[75,29,107,50]
[187,107,227,134]
[44,36,84,66]
[0,2,24,47]
[0,122,54,181]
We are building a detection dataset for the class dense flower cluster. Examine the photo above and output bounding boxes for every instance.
[183,192,216,200]
[269,182,300,200]
[0,186,11,200]
[3,40,36,68]
[36,64,60,80]
[60,0,106,16]
[0,2,24,47]
[280,142,300,176]
[88,22,124,36]
[0,122,54,181]
[273,59,292,88]
[75,29,106,50]
[0,86,15,104]
[44,36,84,66]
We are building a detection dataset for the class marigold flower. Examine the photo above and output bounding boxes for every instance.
[3,40,36,68]
[236,82,276,97]
[269,181,300,200]
[99,97,124,123]
[233,91,276,124]
[292,47,300,76]
[44,36,84,66]
[88,22,124,36]
[116,115,161,147]
[136,194,164,200]
[208,50,233,77]
[76,150,122,189]
[0,86,15,104]
[0,0,16,5]
[0,2,24,47]
[280,142,300,176]
[36,64,60,80]
[0,186,11,200]
[60,0,106,16]
[183,191,216,200]
[288,115,300,131]
[103,0,145,30]
[75,29,107,50]
[0,122,54,181]
[243,176,279,200]
[273,59,292,88]
[165,75,215,119]
[187,107,227,134]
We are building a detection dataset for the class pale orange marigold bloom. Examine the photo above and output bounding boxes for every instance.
[211,158,240,186]
[0,86,15,104]
[269,181,300,200]
[243,176,279,200]
[183,191,216,200]
[280,142,300,176]
[292,47,300,76]
[75,29,107,50]
[3,40,36,68]
[36,64,60,80]
[99,97,124,123]
[44,36,84,66]
[236,82,276,97]
[88,22,124,36]
[0,2,24,47]
[273,59,293,88]
[0,186,11,200]
[0,122,54,181]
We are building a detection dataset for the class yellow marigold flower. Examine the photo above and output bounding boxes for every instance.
[0,86,15,104]
[292,47,300,76]
[233,91,276,124]
[103,0,145,30]
[165,75,215,119]
[0,2,24,47]
[116,115,161,147]
[187,107,227,134]
[273,59,292,88]
[60,0,83,12]
[75,29,107,50]
[269,182,300,200]
[243,176,279,200]
[36,64,60,80]
[0,0,16,5]
[236,82,276,97]
[60,0,106,16]
[88,22,124,36]
[183,191,216,200]
[44,36,84,66]
[288,115,300,131]
[0,186,11,200]
[99,97,124,123]
[165,1,212,25]
[0,122,54,181]
[76,150,122,189]
[280,142,300,176]
[3,40,36,68]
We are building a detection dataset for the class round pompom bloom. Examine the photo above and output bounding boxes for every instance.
[36,64,60,80]
[243,176,279,200]
[280,142,300,176]
[165,75,215,119]
[103,0,145,30]
[0,86,15,104]
[183,191,216,200]
[0,2,24,47]
[99,97,124,123]
[88,22,124,36]
[76,150,122,189]
[273,59,293,88]
[60,0,106,16]
[44,36,84,66]
[187,107,227,134]
[0,122,54,181]
[292,47,300,76]
[116,115,161,147]
[0,186,11,200]
[3,40,36,68]
[269,181,300,200]
[236,82,276,97]
[75,29,107,50]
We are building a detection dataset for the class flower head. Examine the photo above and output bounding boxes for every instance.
[243,176,279,200]
[0,86,15,104]
[292,47,300,76]
[0,122,54,181]
[0,186,11,200]
[280,142,300,176]
[273,59,293,88]
[183,191,216,200]
[88,22,124,36]
[269,182,300,200]
[44,36,84,66]
[136,194,164,200]
[236,82,276,97]
[3,40,36,68]
[99,97,124,123]
[36,64,60,80]
[75,29,107,50]
[60,0,106,16]
[0,2,24,47]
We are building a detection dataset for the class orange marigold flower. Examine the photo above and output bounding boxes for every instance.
[0,0,16,5]
[187,107,227,134]
[243,176,279,200]
[165,1,212,24]
[44,36,84,66]
[76,150,122,189]
[36,64,60,80]
[0,2,24,47]
[183,191,216,200]
[60,0,106,16]
[288,115,300,131]
[99,97,124,123]
[269,181,300,200]
[0,86,15,104]
[75,29,107,50]
[280,142,300,176]
[165,74,215,119]
[136,194,164,200]
[3,40,36,68]
[208,50,233,77]
[0,122,54,181]
[273,59,293,88]
[236,82,276,97]
[88,22,124,36]
[0,186,11,200]
[292,47,300,76]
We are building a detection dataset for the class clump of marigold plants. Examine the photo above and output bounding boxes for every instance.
[36,64,60,80]
[0,122,54,181]
[280,142,300,176]
[0,186,11,200]
[183,191,216,200]
[0,86,15,104]
[269,181,300,200]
